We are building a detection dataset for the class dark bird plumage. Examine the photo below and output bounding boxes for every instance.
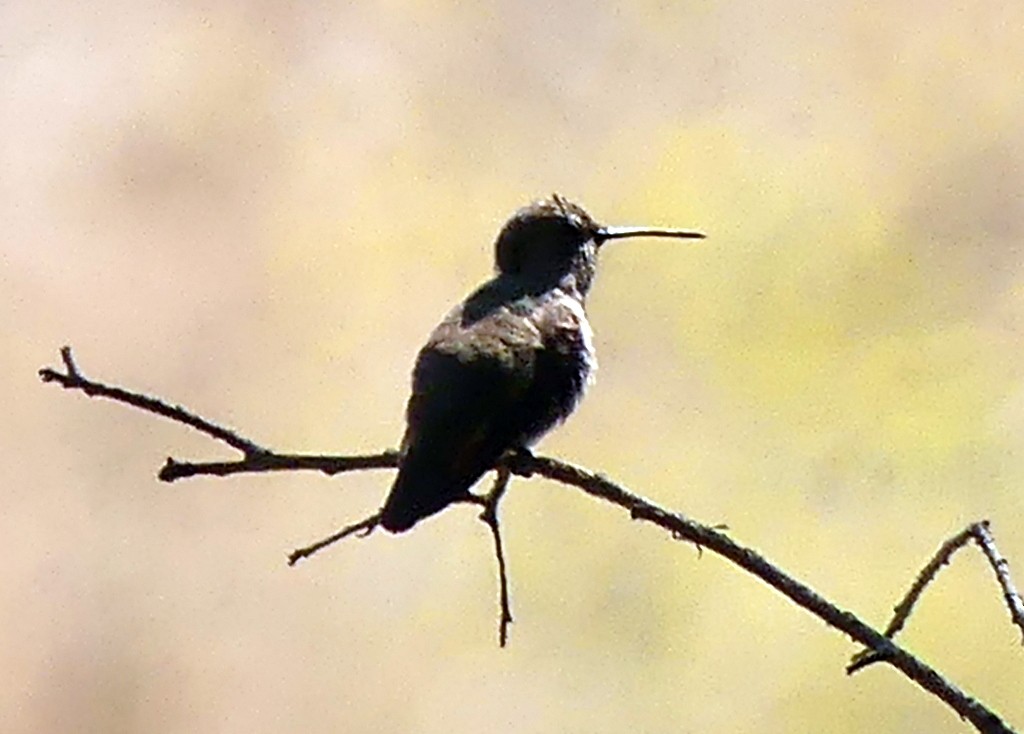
[380,195,703,532]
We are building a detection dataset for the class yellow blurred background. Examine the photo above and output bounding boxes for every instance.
[4,1,1023,731]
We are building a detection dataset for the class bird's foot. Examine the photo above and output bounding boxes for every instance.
[455,491,486,507]
[504,447,536,477]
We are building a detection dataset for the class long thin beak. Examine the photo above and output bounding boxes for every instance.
[596,225,706,245]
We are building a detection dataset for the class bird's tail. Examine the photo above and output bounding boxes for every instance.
[380,417,508,532]
[379,457,475,533]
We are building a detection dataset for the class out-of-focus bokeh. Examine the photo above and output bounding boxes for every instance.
[4,1,1023,731]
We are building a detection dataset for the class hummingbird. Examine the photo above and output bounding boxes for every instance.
[379,194,704,533]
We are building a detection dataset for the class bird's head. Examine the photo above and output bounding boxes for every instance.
[494,194,704,296]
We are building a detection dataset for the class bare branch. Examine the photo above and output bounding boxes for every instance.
[499,455,1016,734]
[39,346,264,456]
[38,347,1018,734]
[37,346,401,483]
[159,452,399,482]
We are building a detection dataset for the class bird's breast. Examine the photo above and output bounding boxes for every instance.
[509,292,596,445]
[553,293,597,387]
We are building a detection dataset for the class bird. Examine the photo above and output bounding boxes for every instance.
[379,194,704,532]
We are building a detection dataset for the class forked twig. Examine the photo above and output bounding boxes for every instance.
[848,521,1024,674]
[40,346,264,456]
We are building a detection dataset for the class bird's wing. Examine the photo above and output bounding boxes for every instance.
[379,306,542,531]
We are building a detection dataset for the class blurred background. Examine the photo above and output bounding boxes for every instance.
[4,1,1023,731]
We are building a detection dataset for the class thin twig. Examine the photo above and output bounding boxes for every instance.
[288,512,381,566]
[885,525,979,639]
[39,346,264,456]
[848,525,977,674]
[973,521,1024,643]
[160,452,399,482]
[479,468,514,647]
